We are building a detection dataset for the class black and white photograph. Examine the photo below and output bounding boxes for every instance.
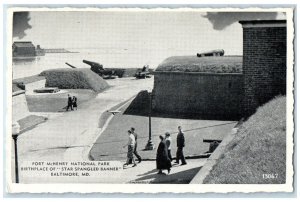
[5,6,294,193]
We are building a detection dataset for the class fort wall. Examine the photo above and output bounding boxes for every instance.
[152,71,244,120]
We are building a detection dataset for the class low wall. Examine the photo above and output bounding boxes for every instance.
[152,71,244,120]
[24,79,46,93]
[12,91,30,122]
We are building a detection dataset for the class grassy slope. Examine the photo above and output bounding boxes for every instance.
[203,96,286,184]
[40,68,109,92]
[156,56,242,73]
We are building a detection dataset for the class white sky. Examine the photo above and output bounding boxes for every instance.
[14,11,243,55]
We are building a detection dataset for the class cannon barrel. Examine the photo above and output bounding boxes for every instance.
[65,62,77,69]
[197,49,224,57]
[83,59,102,67]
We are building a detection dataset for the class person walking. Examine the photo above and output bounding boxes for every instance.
[72,96,78,110]
[123,130,137,167]
[156,135,171,174]
[66,94,73,111]
[165,132,172,162]
[175,126,187,165]
[131,127,142,163]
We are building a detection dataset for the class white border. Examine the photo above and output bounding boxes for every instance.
[4,6,295,194]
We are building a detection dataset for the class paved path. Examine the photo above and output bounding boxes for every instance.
[90,104,237,161]
[15,77,154,163]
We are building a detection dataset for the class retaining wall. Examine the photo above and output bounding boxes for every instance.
[24,79,46,94]
[12,91,30,122]
[152,71,244,120]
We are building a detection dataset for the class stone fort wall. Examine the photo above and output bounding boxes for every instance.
[152,71,244,120]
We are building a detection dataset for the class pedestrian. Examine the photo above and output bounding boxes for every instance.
[175,126,187,165]
[72,96,78,110]
[66,94,73,111]
[156,135,171,174]
[131,127,142,163]
[165,132,172,162]
[123,130,137,167]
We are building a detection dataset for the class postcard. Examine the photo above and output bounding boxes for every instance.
[6,6,294,193]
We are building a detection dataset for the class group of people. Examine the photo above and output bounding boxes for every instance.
[66,94,78,111]
[123,125,187,175]
[156,126,187,174]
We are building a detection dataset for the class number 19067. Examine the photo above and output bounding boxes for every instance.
[263,174,278,179]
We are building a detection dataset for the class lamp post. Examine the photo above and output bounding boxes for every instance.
[145,91,155,150]
[12,122,20,183]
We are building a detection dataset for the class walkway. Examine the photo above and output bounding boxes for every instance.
[14,77,153,163]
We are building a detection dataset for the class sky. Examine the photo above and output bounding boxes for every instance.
[13,10,286,56]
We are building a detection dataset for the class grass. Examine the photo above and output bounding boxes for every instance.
[156,56,242,73]
[203,96,286,184]
[39,68,109,92]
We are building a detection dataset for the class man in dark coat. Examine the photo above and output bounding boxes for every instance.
[175,126,187,165]
[156,135,171,174]
[66,94,73,111]
[131,127,142,163]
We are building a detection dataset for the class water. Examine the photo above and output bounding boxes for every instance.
[12,48,192,79]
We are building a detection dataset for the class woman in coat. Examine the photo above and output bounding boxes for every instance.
[72,96,78,110]
[156,135,171,174]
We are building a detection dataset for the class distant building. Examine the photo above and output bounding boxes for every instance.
[12,41,45,57]
[12,41,36,57]
[35,44,45,56]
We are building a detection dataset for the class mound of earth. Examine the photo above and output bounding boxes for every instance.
[40,68,109,92]
[203,96,286,184]
[156,55,242,73]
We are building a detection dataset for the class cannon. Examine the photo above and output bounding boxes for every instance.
[83,60,103,69]
[83,59,105,74]
[135,65,151,79]
[82,59,115,79]
[197,49,225,57]
[65,62,77,69]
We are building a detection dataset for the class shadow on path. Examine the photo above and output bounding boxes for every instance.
[133,166,202,184]
[137,168,158,176]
